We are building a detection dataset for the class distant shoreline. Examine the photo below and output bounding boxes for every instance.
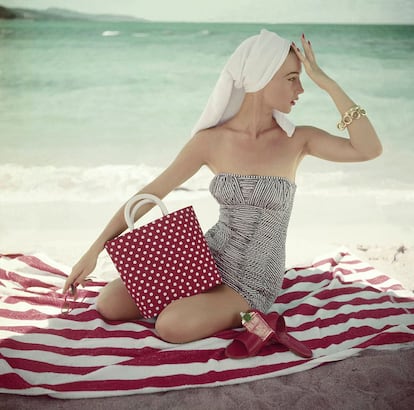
[0,5,147,22]
[0,5,412,25]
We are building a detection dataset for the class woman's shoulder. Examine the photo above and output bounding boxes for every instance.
[186,129,220,161]
[193,126,226,138]
[192,126,228,146]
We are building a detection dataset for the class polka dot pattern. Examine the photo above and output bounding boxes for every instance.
[105,206,222,318]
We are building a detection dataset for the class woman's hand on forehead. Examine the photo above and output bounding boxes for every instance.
[292,33,333,90]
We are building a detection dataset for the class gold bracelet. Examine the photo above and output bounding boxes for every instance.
[337,105,367,131]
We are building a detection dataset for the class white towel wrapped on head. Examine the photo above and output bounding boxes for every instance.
[191,29,295,137]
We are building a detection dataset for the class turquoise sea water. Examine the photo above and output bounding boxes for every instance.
[0,21,413,203]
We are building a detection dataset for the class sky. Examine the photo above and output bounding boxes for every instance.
[2,0,414,24]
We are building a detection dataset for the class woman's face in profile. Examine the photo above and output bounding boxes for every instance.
[263,51,304,113]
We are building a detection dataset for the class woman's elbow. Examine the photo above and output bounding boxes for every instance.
[369,142,383,159]
[361,141,383,161]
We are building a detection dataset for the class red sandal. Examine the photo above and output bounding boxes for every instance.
[225,310,312,359]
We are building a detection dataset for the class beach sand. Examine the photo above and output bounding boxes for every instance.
[1,193,413,408]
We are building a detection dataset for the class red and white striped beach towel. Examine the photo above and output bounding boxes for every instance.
[0,250,413,398]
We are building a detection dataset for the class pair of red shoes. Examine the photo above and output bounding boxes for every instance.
[225,310,313,359]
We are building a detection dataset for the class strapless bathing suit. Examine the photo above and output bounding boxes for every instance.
[204,173,296,312]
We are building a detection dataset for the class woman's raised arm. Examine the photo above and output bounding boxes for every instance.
[293,34,383,162]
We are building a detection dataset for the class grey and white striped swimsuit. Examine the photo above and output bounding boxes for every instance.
[205,173,296,312]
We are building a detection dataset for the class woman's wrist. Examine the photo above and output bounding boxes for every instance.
[321,79,359,117]
[88,241,105,257]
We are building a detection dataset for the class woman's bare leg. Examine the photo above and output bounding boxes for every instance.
[95,278,142,321]
[155,285,250,343]
[95,280,249,342]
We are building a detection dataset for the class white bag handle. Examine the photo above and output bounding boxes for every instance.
[124,193,169,231]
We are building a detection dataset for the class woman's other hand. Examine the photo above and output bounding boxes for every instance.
[63,250,98,294]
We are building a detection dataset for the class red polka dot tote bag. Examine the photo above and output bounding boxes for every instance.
[105,194,222,318]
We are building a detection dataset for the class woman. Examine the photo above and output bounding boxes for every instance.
[63,30,382,344]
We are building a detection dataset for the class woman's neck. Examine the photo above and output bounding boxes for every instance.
[228,92,276,138]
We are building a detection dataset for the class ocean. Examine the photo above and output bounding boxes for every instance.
[1,20,413,206]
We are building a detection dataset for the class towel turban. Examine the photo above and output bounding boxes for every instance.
[191,29,295,137]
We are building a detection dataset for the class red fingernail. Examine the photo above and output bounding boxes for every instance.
[308,40,311,45]
[302,33,305,38]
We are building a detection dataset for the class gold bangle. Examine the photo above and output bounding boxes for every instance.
[337,105,367,131]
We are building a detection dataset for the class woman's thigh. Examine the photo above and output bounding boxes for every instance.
[96,278,142,321]
[155,284,250,343]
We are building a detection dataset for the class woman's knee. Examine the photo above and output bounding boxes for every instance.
[155,307,188,343]
[95,283,117,320]
[95,298,115,321]
[95,278,140,321]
